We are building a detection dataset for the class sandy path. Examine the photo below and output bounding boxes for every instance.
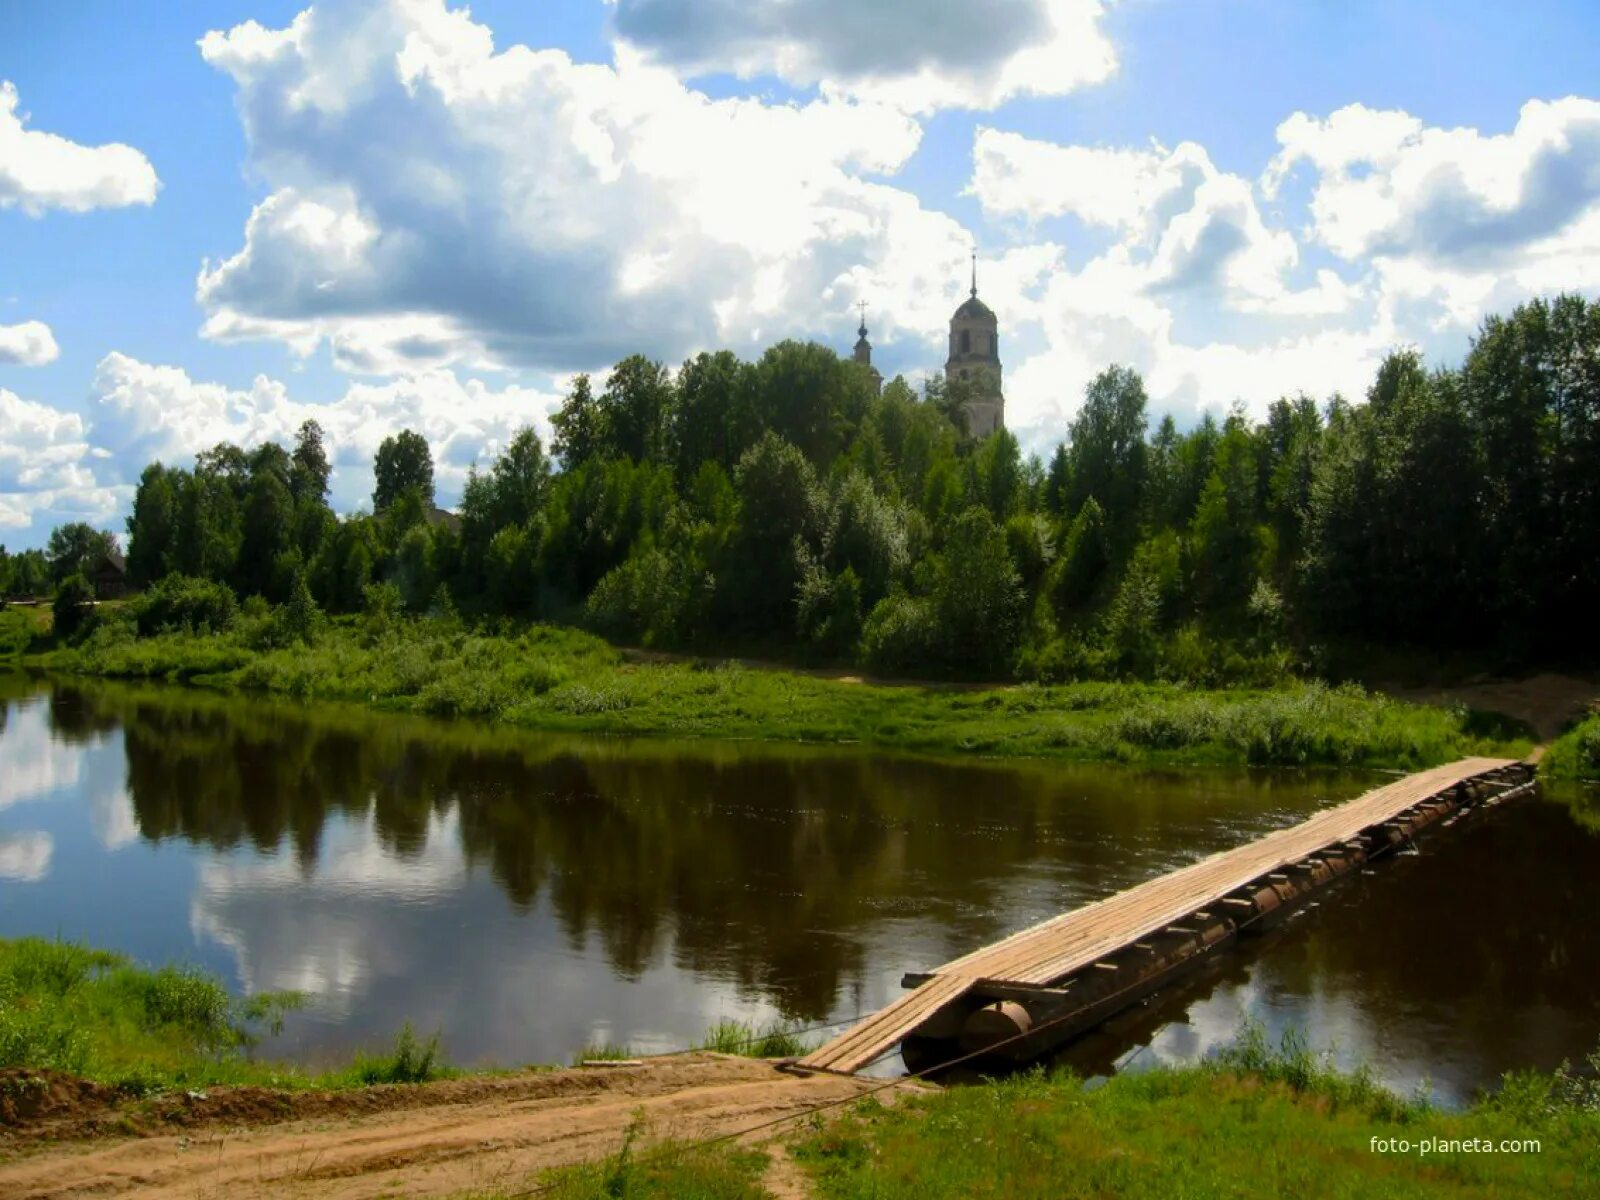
[0,1055,896,1200]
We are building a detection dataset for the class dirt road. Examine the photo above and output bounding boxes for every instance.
[0,1055,902,1200]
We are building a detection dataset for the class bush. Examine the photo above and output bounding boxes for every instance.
[585,546,704,645]
[860,593,937,672]
[132,574,239,637]
[52,574,96,640]
[1544,712,1600,781]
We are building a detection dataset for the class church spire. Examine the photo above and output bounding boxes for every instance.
[858,299,868,339]
[971,250,978,298]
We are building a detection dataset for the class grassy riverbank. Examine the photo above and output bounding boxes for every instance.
[27,612,1529,769]
[1543,712,1600,781]
[4,937,1594,1196]
[0,937,451,1094]
[537,1028,1600,1199]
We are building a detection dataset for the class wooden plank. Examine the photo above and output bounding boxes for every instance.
[797,974,972,1073]
[799,758,1513,1075]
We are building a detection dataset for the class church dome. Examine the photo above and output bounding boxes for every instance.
[954,294,996,323]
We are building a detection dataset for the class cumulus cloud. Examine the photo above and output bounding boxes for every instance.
[0,832,52,883]
[0,387,116,532]
[0,350,563,540]
[86,352,561,515]
[0,80,159,215]
[1269,97,1600,267]
[609,0,1116,113]
[0,320,59,365]
[970,127,1359,319]
[0,388,93,496]
[195,0,980,375]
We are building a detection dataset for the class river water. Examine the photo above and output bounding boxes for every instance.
[1,673,1595,1106]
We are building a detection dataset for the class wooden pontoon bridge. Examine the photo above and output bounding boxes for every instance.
[796,757,1536,1076]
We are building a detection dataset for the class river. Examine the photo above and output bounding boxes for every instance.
[1,672,1595,1106]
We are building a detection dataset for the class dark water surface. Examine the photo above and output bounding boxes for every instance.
[1,673,1596,1105]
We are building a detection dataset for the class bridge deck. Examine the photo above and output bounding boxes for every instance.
[798,757,1516,1074]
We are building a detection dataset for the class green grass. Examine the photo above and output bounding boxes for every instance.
[1542,711,1600,781]
[572,1041,639,1065]
[486,1027,1600,1200]
[792,1037,1600,1200]
[695,1019,813,1058]
[532,1131,771,1200]
[0,937,450,1094]
[29,612,1531,770]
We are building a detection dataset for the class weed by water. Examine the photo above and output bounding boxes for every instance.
[573,1041,638,1065]
[332,1023,450,1086]
[695,1018,812,1058]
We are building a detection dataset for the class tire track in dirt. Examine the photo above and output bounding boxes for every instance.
[0,1055,904,1200]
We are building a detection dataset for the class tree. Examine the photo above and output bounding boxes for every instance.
[551,374,603,470]
[484,427,551,530]
[126,465,181,587]
[971,429,1023,519]
[46,523,117,586]
[239,468,295,601]
[374,430,435,510]
[830,471,909,608]
[1187,419,1263,616]
[1065,366,1148,547]
[930,507,1022,674]
[721,433,829,632]
[672,350,758,476]
[599,355,675,464]
[751,341,870,467]
[52,573,96,639]
[291,420,332,503]
[1044,443,1071,516]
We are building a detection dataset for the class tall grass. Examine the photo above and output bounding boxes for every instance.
[695,1018,812,1058]
[332,1023,449,1086]
[0,937,449,1094]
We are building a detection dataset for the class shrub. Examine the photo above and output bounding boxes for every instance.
[860,592,937,672]
[52,574,96,640]
[133,574,239,637]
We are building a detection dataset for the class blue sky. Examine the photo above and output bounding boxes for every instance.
[2,0,1598,548]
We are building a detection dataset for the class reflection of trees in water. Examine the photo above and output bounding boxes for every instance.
[46,688,121,745]
[55,681,1348,1019]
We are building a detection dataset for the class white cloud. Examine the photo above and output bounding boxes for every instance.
[969,127,1360,320]
[195,0,978,374]
[971,128,1210,234]
[0,350,564,540]
[0,320,59,365]
[609,0,1116,114]
[0,388,93,497]
[0,80,159,215]
[0,832,52,882]
[87,352,561,515]
[0,383,113,529]
[1269,97,1600,267]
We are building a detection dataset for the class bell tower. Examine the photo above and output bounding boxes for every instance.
[852,301,883,395]
[945,253,1003,437]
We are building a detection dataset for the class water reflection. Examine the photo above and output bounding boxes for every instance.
[1,674,1596,1102]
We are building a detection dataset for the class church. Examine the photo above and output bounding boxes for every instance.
[850,254,1005,440]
